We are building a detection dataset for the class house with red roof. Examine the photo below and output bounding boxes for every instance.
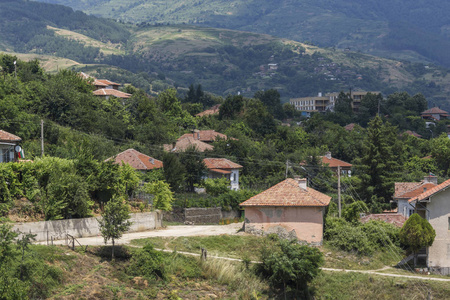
[195,104,221,117]
[178,130,228,144]
[408,178,450,272]
[106,149,163,172]
[0,130,22,163]
[203,158,243,190]
[421,107,449,121]
[80,72,132,100]
[394,175,437,217]
[240,177,331,244]
[163,136,214,153]
[301,152,352,176]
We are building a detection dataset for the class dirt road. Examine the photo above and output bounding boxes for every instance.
[38,222,244,246]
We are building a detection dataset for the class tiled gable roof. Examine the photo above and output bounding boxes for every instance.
[179,130,227,143]
[321,156,352,168]
[421,107,449,115]
[164,136,214,152]
[95,79,120,86]
[0,130,21,142]
[344,123,356,131]
[93,89,132,99]
[195,104,221,117]
[402,130,422,138]
[240,178,331,207]
[203,158,242,170]
[106,149,163,170]
[409,178,450,203]
[360,214,407,227]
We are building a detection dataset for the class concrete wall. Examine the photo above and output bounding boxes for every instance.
[185,207,222,224]
[426,189,450,269]
[12,211,162,242]
[243,206,325,245]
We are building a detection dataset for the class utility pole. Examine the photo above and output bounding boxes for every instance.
[338,166,341,218]
[285,159,289,178]
[14,60,16,79]
[40,119,44,157]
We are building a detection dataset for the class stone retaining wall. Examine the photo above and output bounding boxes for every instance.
[163,207,241,224]
[12,211,162,242]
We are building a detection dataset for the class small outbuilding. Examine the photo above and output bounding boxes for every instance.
[240,177,331,245]
[106,149,163,173]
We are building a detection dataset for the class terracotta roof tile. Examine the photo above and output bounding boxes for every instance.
[164,136,214,152]
[321,156,352,168]
[344,123,356,131]
[106,149,163,170]
[0,130,21,142]
[95,79,120,86]
[240,178,331,207]
[203,158,242,170]
[409,178,450,203]
[402,130,422,138]
[93,89,132,99]
[421,107,449,115]
[360,214,407,227]
[195,104,221,117]
[179,130,227,143]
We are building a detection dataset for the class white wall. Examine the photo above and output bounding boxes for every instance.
[12,211,162,242]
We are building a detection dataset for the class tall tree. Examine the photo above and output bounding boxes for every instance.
[355,116,400,211]
[162,152,185,192]
[254,89,285,120]
[98,195,132,259]
[179,146,207,192]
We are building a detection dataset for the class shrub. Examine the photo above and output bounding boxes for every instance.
[203,178,230,196]
[128,244,166,280]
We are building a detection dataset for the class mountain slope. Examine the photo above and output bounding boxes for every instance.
[35,0,450,68]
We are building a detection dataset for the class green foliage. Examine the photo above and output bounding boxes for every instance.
[141,181,174,211]
[203,178,230,196]
[98,195,132,258]
[399,213,436,256]
[179,146,207,192]
[259,238,323,297]
[162,152,185,192]
[342,201,368,224]
[128,243,166,280]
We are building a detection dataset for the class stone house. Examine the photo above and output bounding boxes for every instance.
[203,158,243,190]
[420,107,449,121]
[0,130,22,163]
[408,178,450,273]
[240,178,331,245]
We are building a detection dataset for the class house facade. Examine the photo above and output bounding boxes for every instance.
[394,176,437,218]
[420,107,449,121]
[0,130,22,163]
[203,158,242,190]
[409,179,450,272]
[240,178,331,245]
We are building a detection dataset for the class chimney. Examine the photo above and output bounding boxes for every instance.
[424,175,438,185]
[193,129,200,140]
[294,176,307,190]
[318,92,322,97]
[325,151,332,159]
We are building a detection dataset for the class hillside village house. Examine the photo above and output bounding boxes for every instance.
[394,175,437,218]
[178,130,229,144]
[240,177,331,245]
[106,149,163,173]
[0,130,22,163]
[195,104,221,117]
[420,107,449,121]
[408,179,450,274]
[80,72,132,100]
[163,136,214,152]
[203,158,243,190]
[300,152,352,177]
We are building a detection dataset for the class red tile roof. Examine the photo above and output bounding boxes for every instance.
[164,136,214,152]
[179,130,228,143]
[421,107,449,115]
[344,123,356,131]
[240,178,331,207]
[106,149,163,170]
[0,130,21,142]
[203,158,242,170]
[409,178,450,203]
[93,89,132,99]
[95,79,120,87]
[360,214,407,227]
[321,156,352,168]
[402,130,422,138]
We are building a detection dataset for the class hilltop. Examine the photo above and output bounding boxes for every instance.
[35,0,450,68]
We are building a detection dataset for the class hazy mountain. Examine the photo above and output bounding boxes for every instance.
[34,0,450,68]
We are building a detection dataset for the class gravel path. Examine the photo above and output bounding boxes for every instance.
[37,223,244,246]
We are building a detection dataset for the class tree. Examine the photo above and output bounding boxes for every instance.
[244,99,277,137]
[259,238,323,299]
[179,146,207,192]
[355,116,401,210]
[219,95,244,119]
[141,181,174,211]
[254,89,285,119]
[334,91,353,116]
[400,213,436,267]
[162,152,185,192]
[98,196,132,259]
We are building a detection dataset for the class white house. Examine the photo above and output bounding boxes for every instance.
[0,130,22,163]
[394,175,437,218]
[203,158,243,190]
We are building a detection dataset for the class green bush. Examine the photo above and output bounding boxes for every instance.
[128,244,166,280]
[203,178,230,196]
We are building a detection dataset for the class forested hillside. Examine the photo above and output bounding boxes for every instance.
[35,0,450,68]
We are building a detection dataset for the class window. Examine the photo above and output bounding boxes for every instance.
[448,217,450,230]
